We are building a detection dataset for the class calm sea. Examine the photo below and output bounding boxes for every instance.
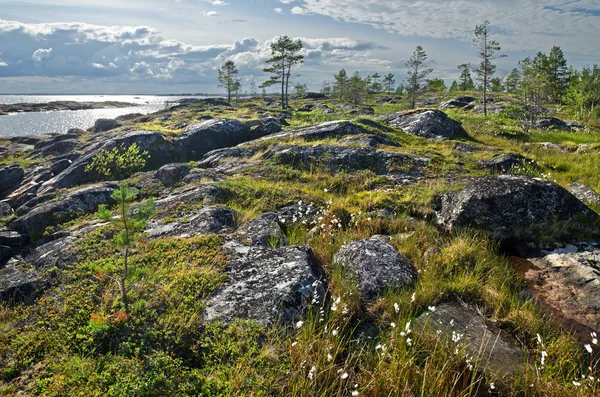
[0,95,209,137]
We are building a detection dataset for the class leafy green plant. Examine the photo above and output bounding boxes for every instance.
[85,143,149,181]
[96,182,155,315]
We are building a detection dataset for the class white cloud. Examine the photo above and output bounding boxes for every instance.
[32,48,53,62]
[289,0,600,55]
[279,0,296,3]
[210,0,229,5]
[0,61,7,67]
[203,11,218,17]
[274,8,284,15]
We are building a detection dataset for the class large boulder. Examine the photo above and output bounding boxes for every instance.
[535,118,570,131]
[92,118,121,133]
[152,184,222,210]
[525,247,600,334]
[174,119,269,161]
[262,145,426,174]
[0,245,11,263]
[10,182,118,235]
[435,175,600,247]
[383,110,467,140]
[0,230,26,248]
[205,241,326,326]
[0,200,13,217]
[414,301,526,381]
[146,205,238,238]
[40,139,78,156]
[0,164,24,197]
[333,238,418,300]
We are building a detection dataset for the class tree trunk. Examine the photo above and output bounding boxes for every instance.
[122,247,129,315]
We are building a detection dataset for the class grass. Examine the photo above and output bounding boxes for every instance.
[2,92,600,396]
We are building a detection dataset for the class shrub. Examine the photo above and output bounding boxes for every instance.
[85,143,149,181]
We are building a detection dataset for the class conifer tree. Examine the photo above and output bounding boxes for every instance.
[261,35,304,109]
[218,60,240,104]
[472,21,506,115]
[406,45,433,108]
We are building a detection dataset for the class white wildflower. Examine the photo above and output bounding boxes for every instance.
[490,383,495,390]
[573,381,581,387]
[340,372,349,380]
[351,391,359,396]
[428,306,436,312]
[296,320,304,329]
[592,332,598,345]
[584,344,593,354]
[327,353,333,362]
[308,366,316,380]
[291,342,298,347]
[332,328,339,337]
[390,322,396,328]
[406,338,413,346]
[394,302,400,313]
[540,350,548,367]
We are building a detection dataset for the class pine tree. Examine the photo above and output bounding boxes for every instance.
[332,69,349,100]
[406,45,433,108]
[449,81,459,92]
[249,81,257,96]
[96,183,155,316]
[472,21,506,116]
[261,35,304,109]
[546,46,569,103]
[347,72,368,104]
[458,63,475,91]
[218,60,241,104]
[505,68,521,93]
[383,73,396,94]
[370,72,382,93]
[490,77,504,92]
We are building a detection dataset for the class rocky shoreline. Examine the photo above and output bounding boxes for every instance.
[0,100,138,116]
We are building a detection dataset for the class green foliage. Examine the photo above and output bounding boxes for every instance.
[96,182,155,314]
[458,63,475,91]
[218,60,241,104]
[261,35,304,109]
[406,45,433,108]
[472,20,506,115]
[85,143,149,181]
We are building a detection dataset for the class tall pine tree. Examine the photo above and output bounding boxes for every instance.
[472,21,506,116]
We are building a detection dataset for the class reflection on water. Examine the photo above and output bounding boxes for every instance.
[0,95,209,137]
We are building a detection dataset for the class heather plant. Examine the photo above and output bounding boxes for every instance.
[85,142,149,181]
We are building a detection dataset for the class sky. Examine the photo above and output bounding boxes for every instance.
[0,0,599,94]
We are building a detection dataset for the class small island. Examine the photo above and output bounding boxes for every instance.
[0,101,137,116]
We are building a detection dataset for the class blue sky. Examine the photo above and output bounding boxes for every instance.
[0,0,599,94]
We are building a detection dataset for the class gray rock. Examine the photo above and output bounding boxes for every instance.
[205,241,325,326]
[567,182,600,206]
[198,147,255,168]
[10,182,118,235]
[383,110,467,140]
[15,193,55,216]
[40,130,181,192]
[262,145,426,174]
[40,139,78,156]
[0,231,26,247]
[147,205,238,238]
[153,184,222,210]
[24,235,79,269]
[436,175,600,246]
[0,200,12,217]
[50,159,73,175]
[0,258,44,303]
[251,120,374,143]
[333,238,418,300]
[0,164,24,197]
[338,134,399,148]
[174,119,268,161]
[155,163,192,187]
[526,248,600,334]
[235,212,283,247]
[479,153,536,173]
[535,118,570,131]
[454,143,480,153]
[414,301,526,379]
[440,96,478,110]
[0,245,11,263]
[92,118,121,133]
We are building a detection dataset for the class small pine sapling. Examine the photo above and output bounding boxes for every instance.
[96,182,155,316]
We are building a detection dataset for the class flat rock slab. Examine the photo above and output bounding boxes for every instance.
[205,241,325,326]
[333,238,418,300]
[436,175,600,247]
[415,301,526,380]
[526,248,600,334]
